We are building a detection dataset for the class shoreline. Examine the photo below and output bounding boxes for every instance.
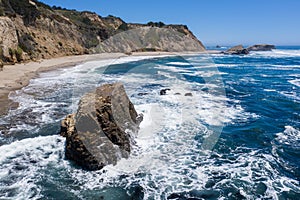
[0,50,219,116]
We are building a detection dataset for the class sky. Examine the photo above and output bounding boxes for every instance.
[39,0,300,46]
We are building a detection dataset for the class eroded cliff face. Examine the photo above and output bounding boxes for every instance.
[0,16,18,62]
[0,0,205,64]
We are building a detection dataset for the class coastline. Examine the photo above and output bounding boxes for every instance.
[0,50,219,116]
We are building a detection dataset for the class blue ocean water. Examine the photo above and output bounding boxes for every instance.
[0,47,299,199]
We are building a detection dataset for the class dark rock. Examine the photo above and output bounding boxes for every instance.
[167,193,182,199]
[185,93,193,96]
[137,92,148,96]
[189,190,220,199]
[205,180,216,188]
[174,93,181,95]
[216,45,221,48]
[247,44,276,51]
[255,182,267,195]
[168,190,220,200]
[60,83,143,170]
[60,114,74,137]
[128,185,145,199]
[160,88,171,95]
[224,45,249,55]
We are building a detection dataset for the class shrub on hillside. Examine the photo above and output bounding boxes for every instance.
[147,21,165,28]
[15,46,23,62]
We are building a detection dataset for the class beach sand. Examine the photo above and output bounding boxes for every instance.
[0,51,219,116]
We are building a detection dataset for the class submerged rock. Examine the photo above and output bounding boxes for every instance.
[224,45,249,55]
[167,189,220,199]
[60,83,143,170]
[160,88,171,95]
[137,92,149,96]
[184,92,193,97]
[247,44,276,51]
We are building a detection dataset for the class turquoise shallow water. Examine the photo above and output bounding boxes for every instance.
[0,47,299,199]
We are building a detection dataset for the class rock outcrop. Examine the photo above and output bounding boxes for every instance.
[184,93,193,97]
[247,44,276,51]
[60,83,143,170]
[0,0,205,65]
[160,88,171,95]
[224,45,249,55]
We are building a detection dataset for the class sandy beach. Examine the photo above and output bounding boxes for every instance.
[0,50,218,116]
[0,53,124,115]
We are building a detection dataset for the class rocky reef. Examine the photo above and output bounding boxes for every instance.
[224,45,249,55]
[223,44,276,55]
[247,44,276,51]
[60,83,143,170]
[0,0,205,65]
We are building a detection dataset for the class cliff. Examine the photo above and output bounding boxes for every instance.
[0,0,205,65]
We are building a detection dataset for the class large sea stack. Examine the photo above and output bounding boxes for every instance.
[60,83,143,170]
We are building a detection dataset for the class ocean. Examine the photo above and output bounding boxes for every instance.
[0,47,299,199]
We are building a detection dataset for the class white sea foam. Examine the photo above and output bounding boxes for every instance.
[289,79,300,87]
[155,64,191,73]
[183,70,228,77]
[212,64,239,68]
[278,91,300,102]
[2,55,176,135]
[1,53,290,199]
[61,70,264,198]
[250,49,300,58]
[272,49,300,57]
[289,73,300,78]
[155,63,228,78]
[166,61,192,66]
[0,135,66,200]
[271,126,300,189]
[71,55,172,73]
[264,89,277,92]
[67,146,299,199]
[275,126,300,146]
[0,132,297,199]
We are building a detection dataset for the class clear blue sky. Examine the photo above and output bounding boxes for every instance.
[40,0,300,46]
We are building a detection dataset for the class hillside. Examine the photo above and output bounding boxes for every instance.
[0,0,205,65]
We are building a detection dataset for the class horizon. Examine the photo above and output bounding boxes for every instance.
[39,0,300,47]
